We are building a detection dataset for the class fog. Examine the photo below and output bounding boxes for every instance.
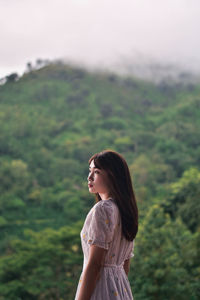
[1,0,200,79]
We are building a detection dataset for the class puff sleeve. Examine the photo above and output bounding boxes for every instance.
[125,240,135,260]
[87,201,116,250]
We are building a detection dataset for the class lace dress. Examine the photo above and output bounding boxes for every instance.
[74,198,135,300]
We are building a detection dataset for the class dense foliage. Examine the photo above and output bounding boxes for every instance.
[0,62,199,299]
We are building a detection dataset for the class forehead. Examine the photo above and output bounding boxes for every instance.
[89,160,96,169]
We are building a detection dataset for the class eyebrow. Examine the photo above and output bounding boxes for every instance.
[89,166,101,170]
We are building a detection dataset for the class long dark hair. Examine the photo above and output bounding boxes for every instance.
[89,150,138,241]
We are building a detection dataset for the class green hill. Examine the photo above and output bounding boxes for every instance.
[0,62,199,299]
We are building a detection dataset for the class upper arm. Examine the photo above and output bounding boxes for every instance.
[77,245,107,300]
[88,245,107,269]
[87,202,116,250]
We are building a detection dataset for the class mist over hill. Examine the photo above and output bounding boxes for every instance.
[109,60,200,84]
[2,56,200,86]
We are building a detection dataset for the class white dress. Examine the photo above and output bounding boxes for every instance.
[75,198,135,300]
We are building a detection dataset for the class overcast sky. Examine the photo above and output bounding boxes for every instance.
[0,0,200,78]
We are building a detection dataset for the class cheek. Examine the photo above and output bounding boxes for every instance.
[97,177,109,188]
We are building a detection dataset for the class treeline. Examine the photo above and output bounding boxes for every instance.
[0,62,199,299]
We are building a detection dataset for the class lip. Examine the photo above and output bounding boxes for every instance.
[88,183,93,188]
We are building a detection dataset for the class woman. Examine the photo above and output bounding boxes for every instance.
[75,150,138,300]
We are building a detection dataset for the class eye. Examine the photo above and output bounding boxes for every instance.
[94,170,100,174]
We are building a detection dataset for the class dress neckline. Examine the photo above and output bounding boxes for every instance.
[101,197,115,202]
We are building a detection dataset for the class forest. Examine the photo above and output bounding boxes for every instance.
[0,62,199,300]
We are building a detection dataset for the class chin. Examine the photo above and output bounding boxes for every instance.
[88,187,96,193]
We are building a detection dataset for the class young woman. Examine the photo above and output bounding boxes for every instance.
[75,150,138,300]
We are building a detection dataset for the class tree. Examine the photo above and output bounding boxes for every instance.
[129,204,199,300]
[5,73,19,83]
[0,224,83,300]
[163,168,200,232]
[26,62,33,72]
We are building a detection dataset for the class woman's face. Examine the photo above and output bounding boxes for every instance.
[87,159,110,197]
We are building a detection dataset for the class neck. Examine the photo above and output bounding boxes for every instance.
[99,192,111,201]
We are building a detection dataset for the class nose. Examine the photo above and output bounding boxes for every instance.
[88,172,94,181]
